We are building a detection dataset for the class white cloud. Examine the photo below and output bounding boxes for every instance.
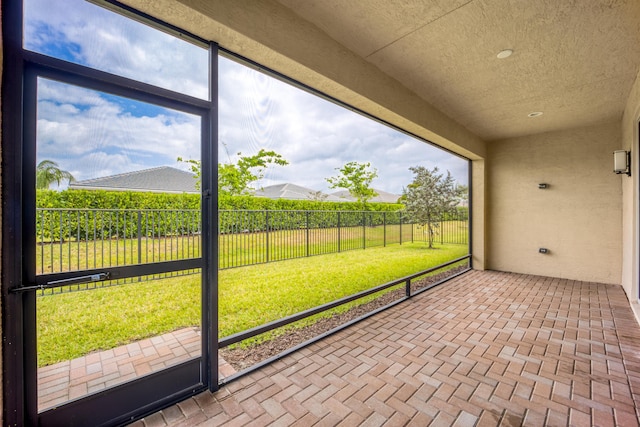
[218,57,468,194]
[28,0,468,196]
[36,80,200,181]
[25,0,209,99]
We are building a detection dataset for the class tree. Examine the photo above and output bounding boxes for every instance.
[36,160,75,190]
[179,149,288,196]
[455,183,469,206]
[401,166,458,249]
[325,161,378,208]
[177,157,202,190]
[308,190,328,202]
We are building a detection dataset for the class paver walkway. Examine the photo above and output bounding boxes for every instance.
[38,327,236,411]
[132,270,640,426]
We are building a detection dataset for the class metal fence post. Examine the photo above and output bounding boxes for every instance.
[306,211,310,258]
[362,211,366,249]
[82,210,89,286]
[137,210,142,266]
[59,211,64,271]
[265,210,270,263]
[383,212,387,247]
[337,211,341,253]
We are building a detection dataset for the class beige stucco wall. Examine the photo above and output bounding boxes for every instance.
[471,159,486,270]
[621,67,640,321]
[487,122,622,284]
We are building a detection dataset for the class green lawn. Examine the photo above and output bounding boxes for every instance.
[37,242,468,366]
[36,221,468,273]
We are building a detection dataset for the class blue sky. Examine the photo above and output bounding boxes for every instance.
[26,0,468,194]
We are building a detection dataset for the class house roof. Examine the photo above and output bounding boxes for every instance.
[331,189,401,204]
[253,183,343,202]
[69,166,198,194]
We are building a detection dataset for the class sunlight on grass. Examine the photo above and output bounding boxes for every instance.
[37,275,200,366]
[218,243,468,336]
[37,242,468,366]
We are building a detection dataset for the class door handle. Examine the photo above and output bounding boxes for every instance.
[10,272,110,293]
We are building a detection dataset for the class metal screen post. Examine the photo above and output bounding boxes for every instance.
[405,279,411,297]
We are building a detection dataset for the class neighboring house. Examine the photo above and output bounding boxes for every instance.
[331,188,401,204]
[253,183,342,202]
[69,166,198,194]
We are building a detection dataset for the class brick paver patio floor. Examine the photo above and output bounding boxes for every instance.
[130,270,640,426]
[38,327,237,411]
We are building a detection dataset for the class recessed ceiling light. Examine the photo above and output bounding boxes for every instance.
[497,49,513,59]
[528,112,543,118]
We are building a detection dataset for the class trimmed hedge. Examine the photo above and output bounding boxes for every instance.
[37,190,201,241]
[218,193,403,212]
[37,189,200,210]
[36,190,408,241]
[218,209,407,234]
[36,190,467,240]
[37,190,404,212]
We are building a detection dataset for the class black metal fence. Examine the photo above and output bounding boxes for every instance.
[36,208,201,275]
[36,208,468,291]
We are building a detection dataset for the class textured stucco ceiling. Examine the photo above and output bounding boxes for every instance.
[275,0,640,141]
